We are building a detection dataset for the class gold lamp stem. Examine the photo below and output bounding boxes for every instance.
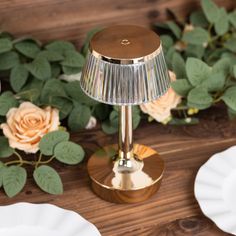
[118,106,134,169]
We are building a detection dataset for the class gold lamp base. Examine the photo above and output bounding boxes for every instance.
[87,144,164,203]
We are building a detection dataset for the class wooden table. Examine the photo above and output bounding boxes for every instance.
[0,109,235,236]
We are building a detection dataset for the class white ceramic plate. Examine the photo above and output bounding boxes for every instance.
[0,202,101,236]
[195,146,236,235]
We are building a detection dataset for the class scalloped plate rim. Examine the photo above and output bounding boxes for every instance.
[194,145,236,235]
[0,202,101,236]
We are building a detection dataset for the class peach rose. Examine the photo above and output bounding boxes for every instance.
[1,102,60,153]
[140,71,181,123]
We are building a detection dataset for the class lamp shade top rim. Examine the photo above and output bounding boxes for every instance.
[89,25,161,63]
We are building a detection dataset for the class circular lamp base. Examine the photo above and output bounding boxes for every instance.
[87,144,164,203]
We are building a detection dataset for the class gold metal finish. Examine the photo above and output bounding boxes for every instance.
[89,25,162,64]
[87,143,164,203]
[118,106,133,162]
[81,25,170,203]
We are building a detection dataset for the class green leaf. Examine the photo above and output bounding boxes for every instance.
[214,8,229,36]
[10,64,29,92]
[48,96,73,120]
[61,51,85,68]
[68,105,91,131]
[169,117,199,125]
[171,53,186,78]
[113,106,119,112]
[0,136,14,158]
[25,56,51,80]
[39,130,70,156]
[185,44,205,59]
[40,79,67,104]
[0,92,19,116]
[233,65,236,78]
[133,113,141,130]
[62,66,81,75]
[182,27,209,45]
[101,121,118,134]
[202,72,226,92]
[33,165,63,195]
[14,41,40,58]
[165,47,176,69]
[54,141,84,165]
[190,10,208,27]
[45,40,75,55]
[109,110,118,127]
[0,162,5,187]
[221,86,236,110]
[93,104,110,121]
[3,166,27,197]
[0,38,12,54]
[187,87,213,109]
[17,78,43,103]
[229,10,236,28]
[0,32,13,40]
[155,22,170,30]
[51,64,61,78]
[21,77,44,91]
[17,88,41,103]
[171,79,193,97]
[37,50,64,62]
[205,48,228,64]
[64,81,98,105]
[212,58,231,76]
[12,37,41,46]
[186,57,211,86]
[201,0,220,23]
[132,107,141,129]
[224,38,236,53]
[166,21,181,39]
[228,107,236,120]
[132,105,141,115]
[221,52,236,65]
[160,35,174,51]
[0,51,19,70]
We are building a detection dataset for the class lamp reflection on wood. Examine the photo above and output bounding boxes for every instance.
[80,25,170,203]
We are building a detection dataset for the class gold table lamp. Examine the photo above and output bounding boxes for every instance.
[80,25,170,203]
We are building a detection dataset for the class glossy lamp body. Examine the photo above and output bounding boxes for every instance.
[80,25,170,203]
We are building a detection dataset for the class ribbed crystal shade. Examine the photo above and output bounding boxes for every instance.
[80,47,170,105]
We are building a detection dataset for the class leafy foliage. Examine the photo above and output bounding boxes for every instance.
[54,141,85,165]
[0,136,14,158]
[0,0,236,198]
[33,165,63,195]
[39,130,70,156]
[0,32,90,132]
[0,129,84,197]
[154,0,236,123]
[3,166,27,197]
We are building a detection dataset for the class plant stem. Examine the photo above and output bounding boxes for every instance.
[5,160,33,166]
[5,152,55,167]
[39,156,55,164]
[13,151,24,166]
[36,152,43,168]
[14,151,23,162]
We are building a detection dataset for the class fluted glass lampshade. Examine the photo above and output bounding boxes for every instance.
[80,25,170,105]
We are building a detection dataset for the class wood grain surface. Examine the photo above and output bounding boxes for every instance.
[0,0,235,46]
[0,107,235,235]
